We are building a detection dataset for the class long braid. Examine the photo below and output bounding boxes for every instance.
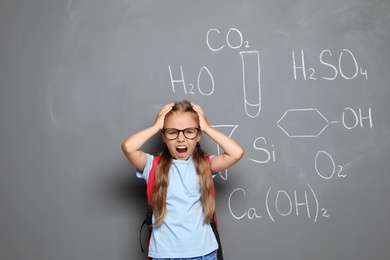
[152,147,172,227]
[193,143,215,223]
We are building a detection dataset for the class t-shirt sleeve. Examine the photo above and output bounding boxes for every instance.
[135,153,154,182]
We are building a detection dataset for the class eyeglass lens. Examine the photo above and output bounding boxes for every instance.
[164,128,199,140]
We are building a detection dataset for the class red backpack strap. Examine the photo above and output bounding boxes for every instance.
[142,155,160,259]
[147,155,160,205]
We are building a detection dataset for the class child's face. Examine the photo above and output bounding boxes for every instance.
[162,112,201,160]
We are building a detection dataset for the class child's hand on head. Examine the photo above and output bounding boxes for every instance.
[154,102,174,130]
[191,102,211,132]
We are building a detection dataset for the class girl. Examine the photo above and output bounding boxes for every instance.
[122,100,244,260]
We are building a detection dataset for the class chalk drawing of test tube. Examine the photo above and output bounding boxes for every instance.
[240,51,261,118]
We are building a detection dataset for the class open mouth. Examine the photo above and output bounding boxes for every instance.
[176,145,188,154]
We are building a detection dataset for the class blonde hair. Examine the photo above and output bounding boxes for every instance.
[152,100,215,226]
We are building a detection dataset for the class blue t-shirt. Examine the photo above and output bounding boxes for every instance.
[137,154,218,258]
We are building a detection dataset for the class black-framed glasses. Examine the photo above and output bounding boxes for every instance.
[162,127,200,140]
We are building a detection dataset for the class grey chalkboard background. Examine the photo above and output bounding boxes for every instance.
[1,0,390,259]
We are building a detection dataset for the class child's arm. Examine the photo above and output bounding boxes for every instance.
[121,103,173,171]
[191,103,244,173]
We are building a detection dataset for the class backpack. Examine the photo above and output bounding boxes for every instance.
[139,155,224,260]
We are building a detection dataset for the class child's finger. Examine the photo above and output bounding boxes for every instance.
[191,102,204,115]
[159,103,174,116]
[154,103,174,128]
